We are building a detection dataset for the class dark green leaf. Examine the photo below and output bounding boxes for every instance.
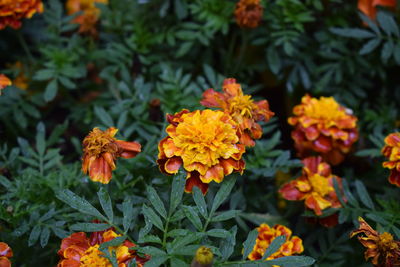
[182,205,203,230]
[70,223,110,232]
[262,235,286,260]
[355,180,374,209]
[44,79,58,102]
[267,256,315,266]
[211,176,236,213]
[170,172,185,214]
[98,188,114,221]
[192,186,208,219]
[147,186,167,219]
[142,204,163,231]
[122,197,134,232]
[242,229,258,259]
[29,225,41,247]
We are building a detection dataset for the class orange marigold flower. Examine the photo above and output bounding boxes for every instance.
[382,132,400,187]
[201,78,274,147]
[234,0,263,28]
[350,217,400,267]
[0,242,12,267]
[279,156,344,216]
[82,127,141,184]
[0,0,43,30]
[358,0,396,20]
[57,229,150,267]
[0,74,11,95]
[66,0,108,36]
[157,109,245,194]
[288,94,358,165]
[248,224,303,261]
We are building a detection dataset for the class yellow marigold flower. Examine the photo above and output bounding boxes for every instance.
[201,78,274,147]
[0,242,13,267]
[57,229,150,267]
[382,132,400,187]
[0,0,43,30]
[82,127,141,184]
[234,0,263,28]
[0,74,11,95]
[288,94,358,165]
[248,224,303,261]
[279,156,344,216]
[191,246,214,267]
[66,0,108,36]
[157,109,245,194]
[350,217,400,267]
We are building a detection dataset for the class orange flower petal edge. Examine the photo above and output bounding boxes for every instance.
[157,109,245,194]
[382,132,400,187]
[57,228,150,267]
[234,0,263,28]
[279,156,345,216]
[0,242,13,267]
[247,223,304,261]
[0,74,11,95]
[0,0,43,30]
[288,94,358,165]
[350,217,400,266]
[358,0,396,20]
[200,78,274,147]
[82,127,141,184]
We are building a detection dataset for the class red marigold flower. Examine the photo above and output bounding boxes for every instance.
[382,132,400,187]
[0,74,11,95]
[248,224,304,261]
[82,127,141,184]
[358,0,396,20]
[200,78,274,147]
[279,156,344,216]
[234,0,263,28]
[157,109,245,194]
[57,229,150,267]
[288,94,358,165]
[0,242,12,267]
[0,0,43,30]
[350,217,400,267]
[65,0,108,36]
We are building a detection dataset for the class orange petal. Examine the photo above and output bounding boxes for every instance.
[164,157,182,174]
[291,236,304,253]
[0,74,11,90]
[313,136,332,153]
[102,152,116,170]
[0,258,11,267]
[389,170,400,187]
[0,242,12,258]
[185,172,208,194]
[89,157,112,184]
[200,89,224,108]
[201,164,225,183]
[279,181,305,201]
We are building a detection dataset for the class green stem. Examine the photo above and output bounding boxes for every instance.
[107,220,135,244]
[162,216,170,249]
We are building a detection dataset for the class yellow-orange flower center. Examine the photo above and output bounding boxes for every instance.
[308,174,332,196]
[195,246,214,265]
[83,128,118,157]
[80,244,111,267]
[172,110,239,168]
[303,97,347,120]
[228,95,254,118]
[379,232,398,251]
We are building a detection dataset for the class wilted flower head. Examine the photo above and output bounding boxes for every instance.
[157,109,245,194]
[288,94,358,165]
[350,217,400,267]
[234,0,263,28]
[382,132,400,187]
[57,229,150,267]
[201,78,274,147]
[358,0,396,20]
[279,156,344,216]
[0,242,13,267]
[65,0,108,35]
[191,246,214,267]
[0,74,11,95]
[82,127,141,184]
[248,224,303,261]
[0,0,43,30]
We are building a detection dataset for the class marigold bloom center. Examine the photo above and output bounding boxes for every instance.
[80,244,110,266]
[228,95,254,118]
[83,128,118,156]
[173,110,239,167]
[195,246,214,264]
[308,174,332,196]
[379,232,397,250]
[303,97,346,120]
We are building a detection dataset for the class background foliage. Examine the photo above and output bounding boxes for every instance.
[1,0,399,266]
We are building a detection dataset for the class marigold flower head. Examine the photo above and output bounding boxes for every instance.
[234,0,263,28]
[82,127,141,184]
[157,109,245,194]
[358,0,396,20]
[350,217,400,267]
[288,94,358,165]
[0,242,12,267]
[248,224,303,261]
[65,0,108,35]
[382,132,400,187]
[279,156,344,216]
[201,78,274,147]
[191,246,214,267]
[0,0,43,30]
[57,229,149,267]
[0,74,11,95]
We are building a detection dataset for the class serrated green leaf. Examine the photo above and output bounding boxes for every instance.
[123,197,134,232]
[44,79,58,102]
[170,172,185,214]
[29,225,41,247]
[242,229,259,259]
[147,186,167,219]
[36,122,46,156]
[99,236,126,250]
[206,229,230,238]
[330,27,375,39]
[142,204,163,231]
[262,235,286,260]
[192,186,208,219]
[355,180,374,209]
[359,38,381,55]
[211,176,236,214]
[40,227,50,247]
[211,210,239,222]
[97,188,114,222]
[267,256,315,266]
[182,205,203,230]
[70,223,110,232]
[94,106,114,126]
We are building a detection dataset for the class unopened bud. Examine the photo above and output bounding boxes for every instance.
[191,246,213,267]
